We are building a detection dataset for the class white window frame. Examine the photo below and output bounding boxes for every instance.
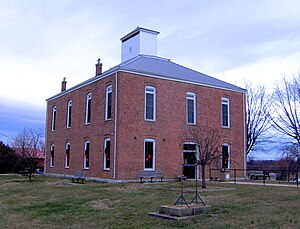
[51,106,56,131]
[186,92,196,124]
[144,138,156,171]
[66,100,72,128]
[85,93,92,125]
[222,98,230,128]
[144,86,156,121]
[84,141,90,169]
[65,142,70,168]
[103,138,111,170]
[222,143,230,169]
[105,85,112,120]
[50,144,54,167]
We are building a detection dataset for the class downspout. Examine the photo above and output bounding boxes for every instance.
[113,72,118,179]
[44,105,48,174]
[243,92,247,177]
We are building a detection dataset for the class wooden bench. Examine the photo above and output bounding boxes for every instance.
[71,171,87,184]
[248,170,270,180]
[139,170,163,183]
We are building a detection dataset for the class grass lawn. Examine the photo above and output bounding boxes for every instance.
[0,175,299,229]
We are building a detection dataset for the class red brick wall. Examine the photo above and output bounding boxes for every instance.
[116,72,245,179]
[45,71,246,180]
[46,74,116,179]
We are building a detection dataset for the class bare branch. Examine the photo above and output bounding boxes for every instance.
[245,82,271,155]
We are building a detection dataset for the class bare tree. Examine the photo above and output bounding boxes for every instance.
[185,126,222,188]
[281,143,300,170]
[271,75,300,146]
[12,127,44,182]
[245,82,271,156]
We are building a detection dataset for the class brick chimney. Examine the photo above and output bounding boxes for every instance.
[61,77,67,92]
[95,58,102,76]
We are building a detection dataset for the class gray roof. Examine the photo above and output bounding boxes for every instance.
[118,55,246,93]
[47,55,245,101]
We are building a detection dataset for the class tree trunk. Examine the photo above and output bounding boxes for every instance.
[201,165,206,189]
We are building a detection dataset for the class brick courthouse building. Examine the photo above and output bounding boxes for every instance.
[45,27,246,181]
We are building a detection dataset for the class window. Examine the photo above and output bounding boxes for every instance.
[145,86,156,121]
[222,144,230,169]
[144,139,155,170]
[104,138,111,170]
[186,92,196,124]
[51,106,56,131]
[84,141,90,169]
[105,85,112,120]
[222,98,230,128]
[66,100,72,128]
[50,144,54,167]
[65,142,70,168]
[183,143,197,179]
[85,93,92,124]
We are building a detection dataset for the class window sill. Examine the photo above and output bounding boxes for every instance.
[144,168,155,171]
[65,166,69,169]
[104,118,112,122]
[103,168,110,171]
[145,119,156,122]
[83,168,89,170]
[222,126,231,129]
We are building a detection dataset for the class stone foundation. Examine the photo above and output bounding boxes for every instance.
[149,204,211,220]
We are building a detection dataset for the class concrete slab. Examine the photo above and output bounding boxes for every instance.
[149,204,211,220]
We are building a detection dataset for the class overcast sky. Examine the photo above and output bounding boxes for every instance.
[1,0,300,159]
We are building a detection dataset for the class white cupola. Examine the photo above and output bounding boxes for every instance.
[120,27,159,63]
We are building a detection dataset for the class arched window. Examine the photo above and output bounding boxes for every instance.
[186,92,196,124]
[51,106,56,131]
[65,142,70,168]
[144,139,155,170]
[222,98,230,128]
[50,144,54,167]
[66,100,72,128]
[105,85,112,120]
[145,86,156,121]
[84,141,90,169]
[222,144,230,169]
[104,138,111,170]
[85,93,92,124]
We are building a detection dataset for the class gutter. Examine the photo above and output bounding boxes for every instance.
[243,92,247,177]
[113,72,118,179]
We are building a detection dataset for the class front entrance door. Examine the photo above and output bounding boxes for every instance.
[183,143,197,179]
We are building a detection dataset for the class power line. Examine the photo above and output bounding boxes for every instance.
[0,132,14,140]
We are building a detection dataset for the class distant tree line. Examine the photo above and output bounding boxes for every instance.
[0,127,44,181]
